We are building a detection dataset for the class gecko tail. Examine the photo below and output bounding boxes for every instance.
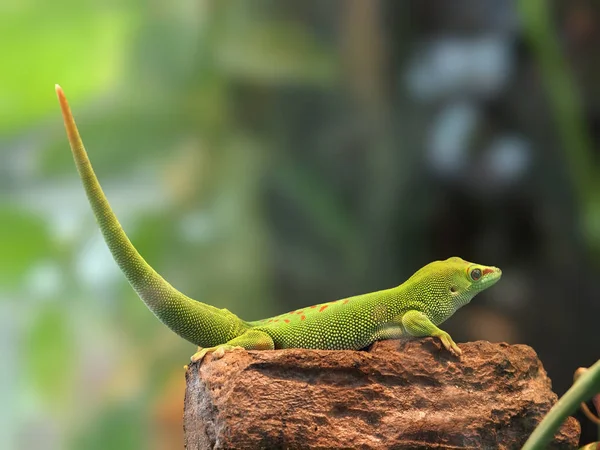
[55,85,168,305]
[55,85,244,347]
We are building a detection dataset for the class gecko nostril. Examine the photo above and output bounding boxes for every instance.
[450,287,457,294]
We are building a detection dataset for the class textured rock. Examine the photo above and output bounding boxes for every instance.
[184,339,580,449]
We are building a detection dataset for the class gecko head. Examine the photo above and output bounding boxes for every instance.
[408,257,502,310]
[441,256,501,306]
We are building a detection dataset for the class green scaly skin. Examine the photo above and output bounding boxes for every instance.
[56,85,502,364]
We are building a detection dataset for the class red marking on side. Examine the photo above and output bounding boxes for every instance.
[284,319,290,323]
[319,305,329,312]
[300,315,306,321]
[342,299,349,305]
[310,305,317,309]
[296,310,304,315]
[483,268,494,275]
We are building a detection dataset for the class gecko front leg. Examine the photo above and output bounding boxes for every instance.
[401,310,462,356]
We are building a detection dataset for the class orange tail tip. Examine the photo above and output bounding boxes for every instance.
[55,84,67,108]
[55,84,69,116]
[55,84,82,152]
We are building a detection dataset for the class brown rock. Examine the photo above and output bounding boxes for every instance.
[184,339,580,449]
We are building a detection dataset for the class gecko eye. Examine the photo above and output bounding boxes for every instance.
[470,268,482,281]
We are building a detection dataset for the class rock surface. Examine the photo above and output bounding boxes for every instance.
[184,339,580,449]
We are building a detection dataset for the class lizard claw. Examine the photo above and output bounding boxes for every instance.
[438,332,462,357]
[213,345,243,359]
[190,344,244,364]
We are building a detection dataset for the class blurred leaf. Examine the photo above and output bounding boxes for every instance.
[43,100,184,177]
[0,207,52,287]
[217,22,336,85]
[70,402,145,450]
[25,303,74,406]
[584,190,600,253]
[0,4,132,133]
[276,161,360,263]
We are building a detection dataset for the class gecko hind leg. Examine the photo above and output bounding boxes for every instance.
[184,346,204,370]
[190,330,275,364]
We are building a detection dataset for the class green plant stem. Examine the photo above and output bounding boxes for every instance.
[594,389,600,441]
[522,359,600,450]
[517,0,594,206]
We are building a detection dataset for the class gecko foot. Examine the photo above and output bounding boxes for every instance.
[190,344,244,364]
[438,332,462,357]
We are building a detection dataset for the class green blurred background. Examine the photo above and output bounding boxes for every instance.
[2,0,599,448]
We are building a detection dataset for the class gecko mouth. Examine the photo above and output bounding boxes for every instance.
[480,267,502,287]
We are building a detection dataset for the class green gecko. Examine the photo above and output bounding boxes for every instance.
[56,85,502,363]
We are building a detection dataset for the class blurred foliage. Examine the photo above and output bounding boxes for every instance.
[1,0,600,448]
[25,304,75,407]
[0,208,52,287]
[519,0,600,253]
[1,1,131,133]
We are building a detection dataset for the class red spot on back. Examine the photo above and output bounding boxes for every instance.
[274,319,279,323]
[296,310,304,315]
[342,299,349,305]
[267,319,273,323]
[300,315,306,321]
[310,305,317,309]
[284,319,290,323]
[319,305,329,312]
